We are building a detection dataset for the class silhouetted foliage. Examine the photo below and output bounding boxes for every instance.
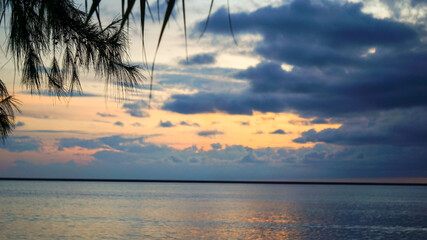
[0,80,21,142]
[0,0,235,140]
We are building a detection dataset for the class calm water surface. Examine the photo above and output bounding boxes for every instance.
[0,181,426,239]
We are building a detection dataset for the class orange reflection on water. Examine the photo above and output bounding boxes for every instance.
[1,182,307,239]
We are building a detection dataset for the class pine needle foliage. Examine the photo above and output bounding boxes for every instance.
[1,0,144,97]
[0,0,146,140]
[0,0,236,141]
[0,80,21,142]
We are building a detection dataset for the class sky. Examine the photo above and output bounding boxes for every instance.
[0,0,426,181]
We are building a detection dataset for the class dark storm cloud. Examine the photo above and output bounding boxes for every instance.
[198,1,417,50]
[159,120,174,128]
[235,55,426,117]
[197,130,224,137]
[157,67,244,92]
[294,108,427,147]
[310,118,329,124]
[122,100,150,118]
[163,91,286,115]
[179,53,216,65]
[165,0,427,119]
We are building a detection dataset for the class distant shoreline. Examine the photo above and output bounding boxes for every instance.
[0,178,425,186]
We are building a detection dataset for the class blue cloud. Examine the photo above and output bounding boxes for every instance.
[3,140,426,179]
[170,156,182,163]
[294,108,427,147]
[163,92,285,115]
[238,153,263,164]
[310,118,328,124]
[165,1,426,120]
[58,135,147,151]
[0,136,40,152]
[412,0,427,6]
[96,112,116,117]
[179,121,200,127]
[16,121,25,127]
[114,121,124,127]
[211,143,222,149]
[179,53,216,65]
[122,100,150,118]
[159,120,174,128]
[270,129,287,134]
[198,130,223,137]
[198,1,417,50]
[59,138,104,150]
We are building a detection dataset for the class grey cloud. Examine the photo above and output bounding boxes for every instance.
[97,112,116,117]
[310,118,329,124]
[170,156,182,163]
[270,129,287,134]
[3,140,426,179]
[165,1,426,119]
[122,100,150,118]
[179,53,216,65]
[288,120,311,126]
[211,143,222,150]
[114,121,124,127]
[180,121,200,127]
[294,108,427,147]
[198,130,224,137]
[0,136,40,152]
[238,153,263,164]
[58,135,146,151]
[159,120,174,128]
[16,121,25,127]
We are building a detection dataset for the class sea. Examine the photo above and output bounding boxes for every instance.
[0,181,426,239]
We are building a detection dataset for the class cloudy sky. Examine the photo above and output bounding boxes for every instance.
[0,0,426,181]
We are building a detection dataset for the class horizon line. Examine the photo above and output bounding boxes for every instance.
[0,178,426,186]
